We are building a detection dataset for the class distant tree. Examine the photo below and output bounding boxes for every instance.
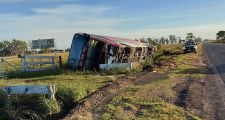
[3,40,11,48]
[165,38,169,45]
[169,35,177,44]
[146,38,157,45]
[159,37,166,45]
[11,39,28,54]
[194,37,202,43]
[0,42,4,51]
[2,40,12,56]
[216,31,225,42]
[0,39,28,56]
[153,38,159,44]
[186,33,195,40]
[178,37,183,44]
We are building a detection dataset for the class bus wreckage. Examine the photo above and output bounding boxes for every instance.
[68,33,155,70]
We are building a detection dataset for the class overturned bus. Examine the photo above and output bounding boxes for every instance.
[67,33,154,70]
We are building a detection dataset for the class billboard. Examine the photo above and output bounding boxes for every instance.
[32,39,55,49]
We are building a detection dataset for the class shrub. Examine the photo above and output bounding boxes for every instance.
[7,69,63,79]
[38,96,60,117]
[123,102,137,111]
[55,87,76,113]
[101,113,111,120]
[106,104,116,113]
[101,68,132,75]
[0,94,60,119]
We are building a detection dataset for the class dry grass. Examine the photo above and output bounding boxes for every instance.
[1,52,69,72]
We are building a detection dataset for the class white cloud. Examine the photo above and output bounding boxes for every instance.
[32,4,112,15]
[0,3,223,49]
[0,4,125,49]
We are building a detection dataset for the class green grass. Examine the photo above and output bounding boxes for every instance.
[101,44,204,120]
[0,69,116,119]
[0,73,115,100]
[0,44,205,119]
[102,98,200,120]
[0,51,145,119]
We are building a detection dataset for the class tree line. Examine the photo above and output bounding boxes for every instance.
[0,39,28,57]
[216,31,225,43]
[1,31,223,57]
[139,33,202,46]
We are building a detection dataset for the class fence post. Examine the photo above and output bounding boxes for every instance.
[59,56,62,68]
[0,59,4,79]
[21,55,26,71]
[40,57,42,69]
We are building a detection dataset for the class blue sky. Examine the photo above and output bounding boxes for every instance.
[1,0,225,49]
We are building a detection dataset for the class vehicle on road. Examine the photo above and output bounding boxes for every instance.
[183,41,197,54]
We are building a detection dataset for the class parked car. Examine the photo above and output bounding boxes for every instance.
[183,41,197,54]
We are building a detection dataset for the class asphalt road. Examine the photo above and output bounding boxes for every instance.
[203,43,225,120]
[204,43,225,81]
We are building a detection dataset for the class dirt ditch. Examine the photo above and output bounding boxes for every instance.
[173,77,205,117]
[63,53,205,120]
[63,55,187,120]
[63,71,169,120]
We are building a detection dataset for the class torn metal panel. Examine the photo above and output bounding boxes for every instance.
[99,63,132,69]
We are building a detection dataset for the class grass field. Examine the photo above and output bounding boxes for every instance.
[0,72,115,119]
[0,52,117,119]
[101,44,205,120]
[0,44,205,119]
[1,52,69,72]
